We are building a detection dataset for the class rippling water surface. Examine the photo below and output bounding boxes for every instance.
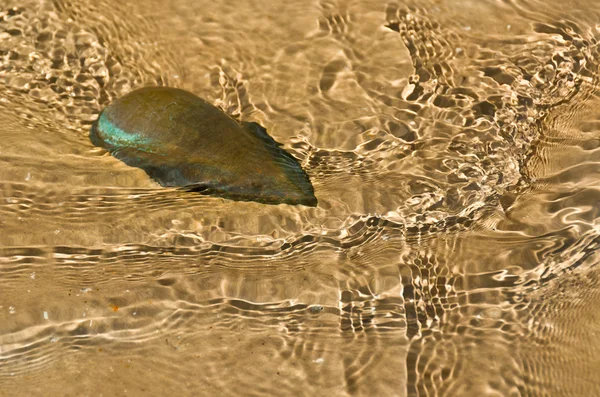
[1,0,600,395]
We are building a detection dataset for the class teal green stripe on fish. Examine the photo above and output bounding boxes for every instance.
[98,113,158,154]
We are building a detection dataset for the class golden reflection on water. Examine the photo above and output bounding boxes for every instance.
[1,0,600,395]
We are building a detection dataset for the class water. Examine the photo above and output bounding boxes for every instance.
[1,0,600,395]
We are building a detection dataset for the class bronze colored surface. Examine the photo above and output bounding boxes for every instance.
[1,0,600,396]
[91,87,317,206]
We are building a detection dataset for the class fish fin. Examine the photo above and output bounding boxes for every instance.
[242,121,283,147]
[242,122,317,206]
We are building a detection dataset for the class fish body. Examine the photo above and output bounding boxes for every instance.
[91,87,317,206]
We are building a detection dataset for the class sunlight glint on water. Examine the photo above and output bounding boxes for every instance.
[1,0,600,396]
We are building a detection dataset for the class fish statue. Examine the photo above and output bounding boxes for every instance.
[90,87,317,206]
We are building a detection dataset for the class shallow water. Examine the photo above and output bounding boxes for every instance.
[1,0,600,395]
